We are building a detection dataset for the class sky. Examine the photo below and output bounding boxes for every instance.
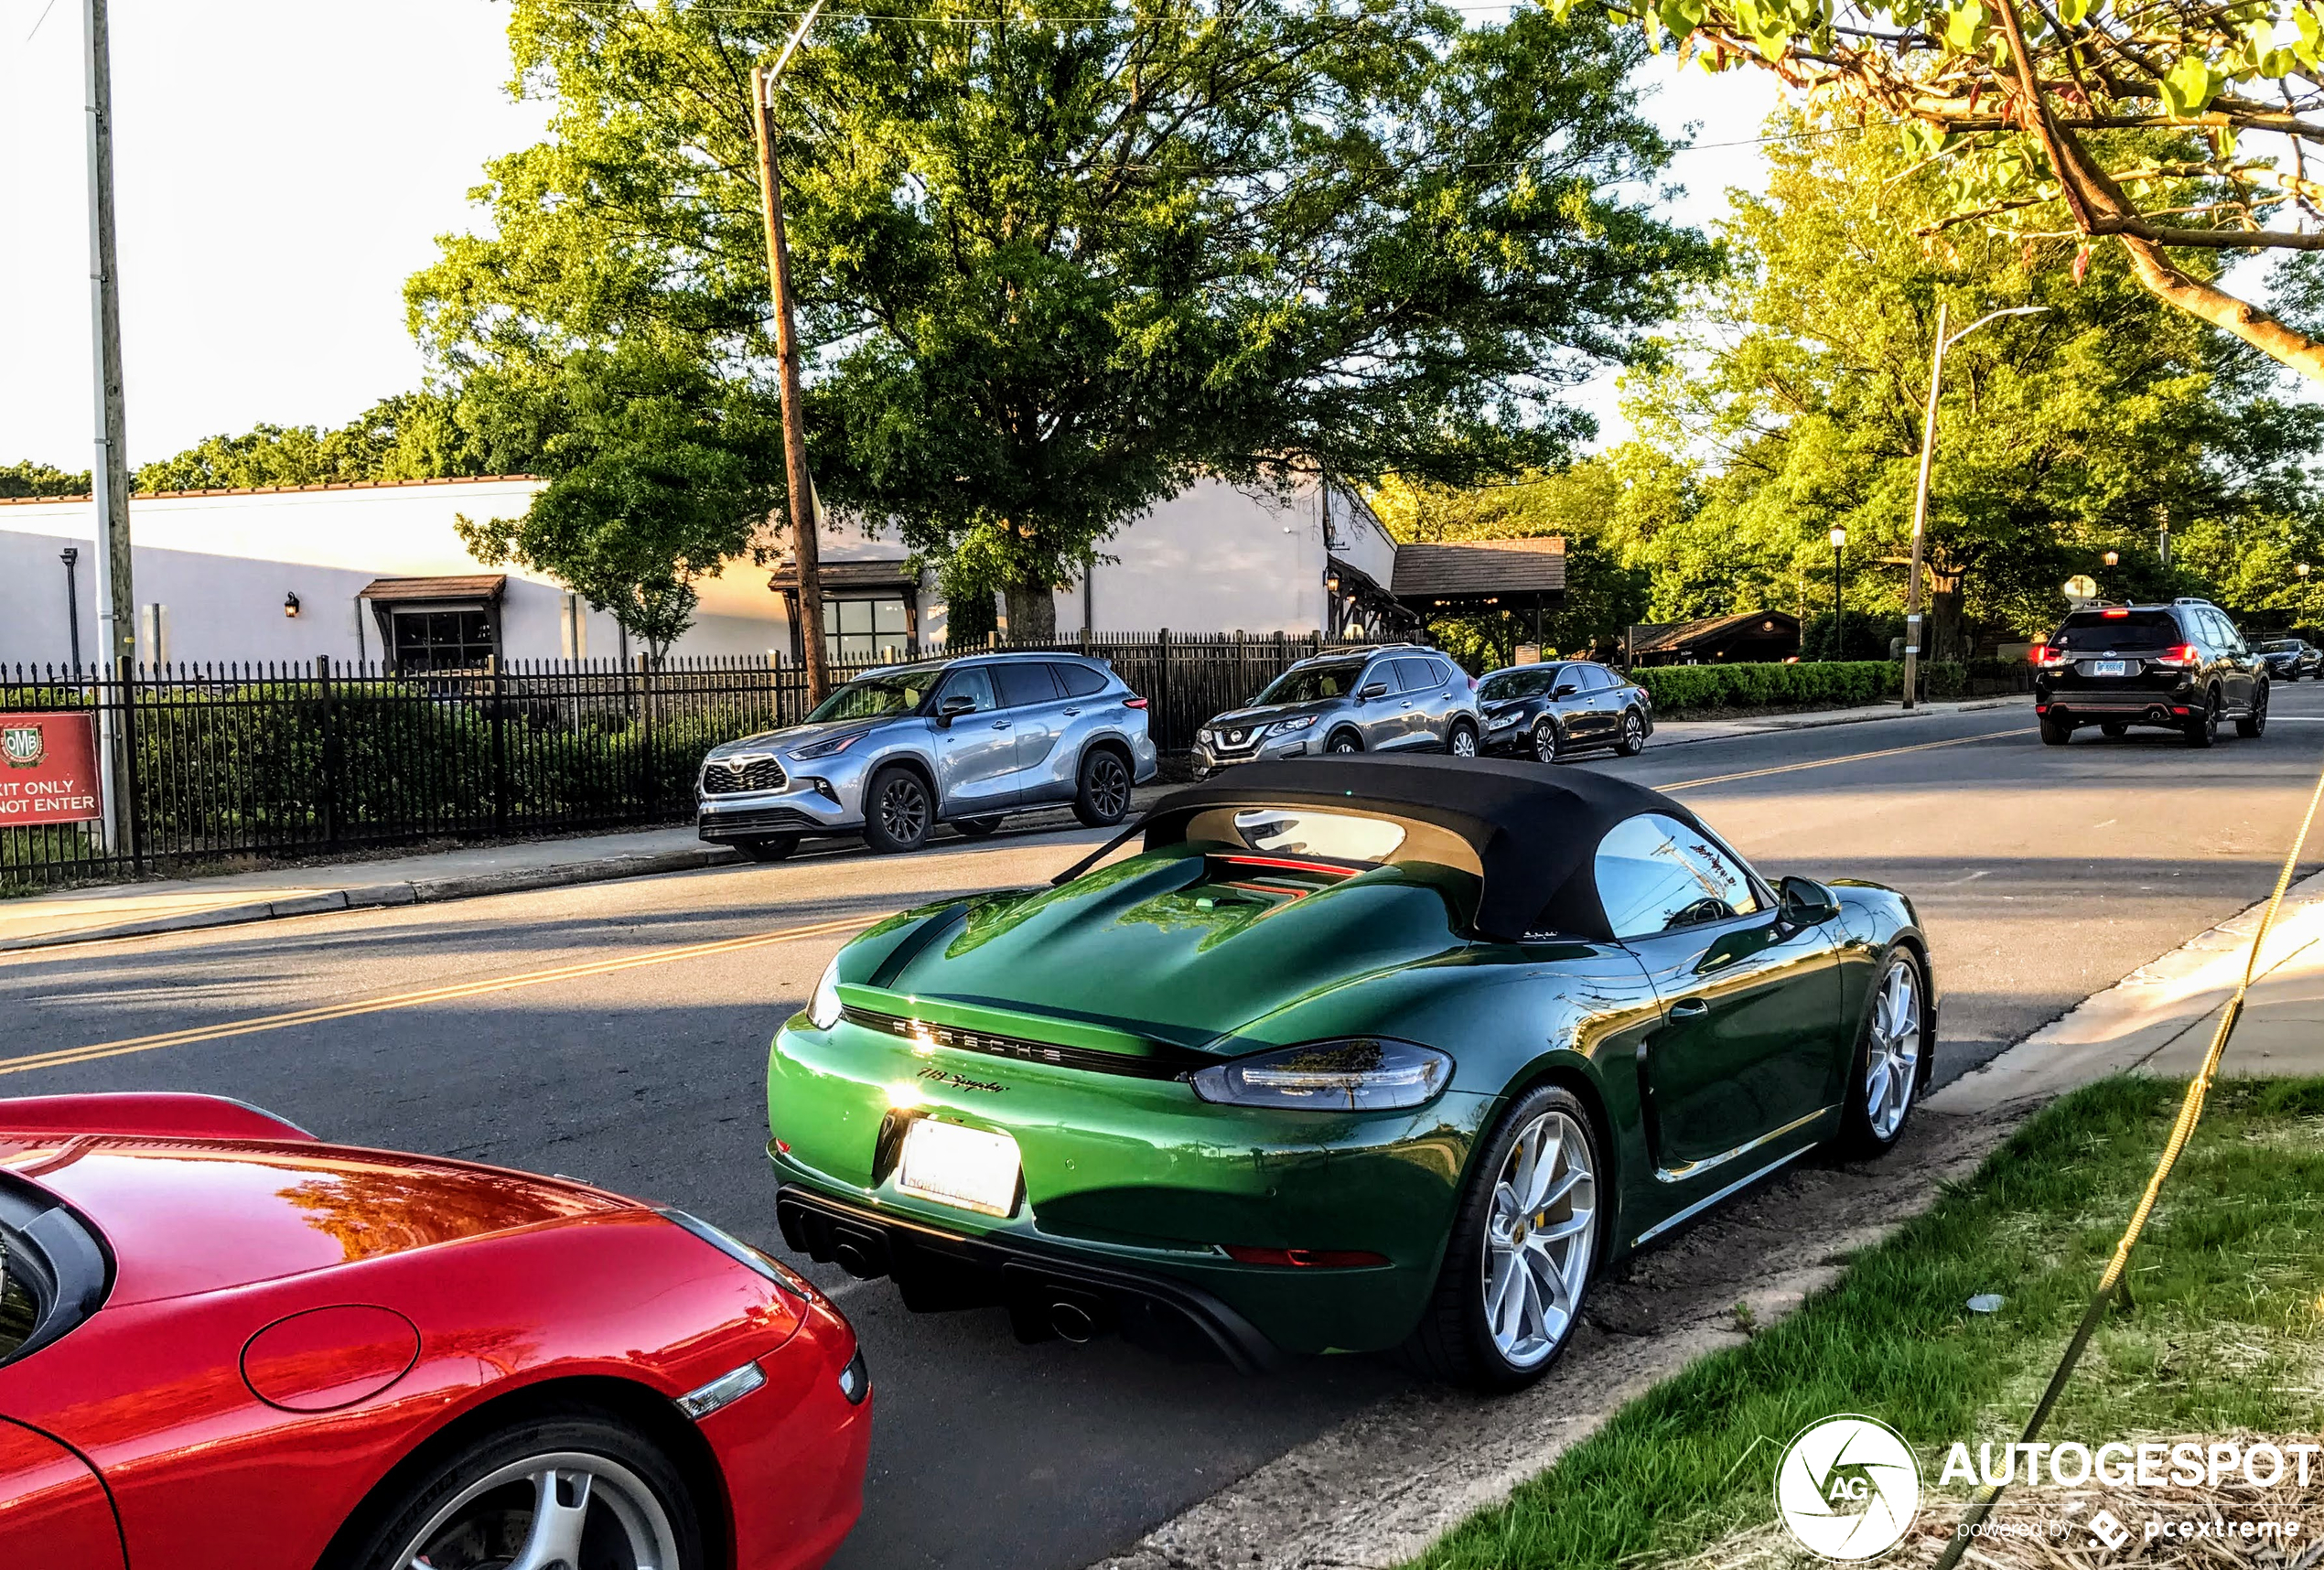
[0,0,1777,473]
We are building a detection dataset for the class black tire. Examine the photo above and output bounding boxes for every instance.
[2185,689,2220,748]
[862,765,933,853]
[2039,713,2074,746]
[1615,708,1647,758]
[1327,729,1363,755]
[1531,717,1560,764]
[1446,719,1479,758]
[1072,748,1133,828]
[735,833,801,862]
[1402,1083,1601,1392]
[2238,682,2269,738]
[2100,722,2128,738]
[1837,947,1929,1160]
[952,814,1005,837]
[339,1409,705,1570]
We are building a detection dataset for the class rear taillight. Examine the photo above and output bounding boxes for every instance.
[2157,643,2200,666]
[1122,696,1148,709]
[2034,644,2071,669]
[1222,1245,1390,1269]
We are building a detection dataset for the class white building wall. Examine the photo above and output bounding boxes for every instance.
[1055,476,1327,635]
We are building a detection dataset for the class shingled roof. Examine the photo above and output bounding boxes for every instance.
[1389,536,1565,602]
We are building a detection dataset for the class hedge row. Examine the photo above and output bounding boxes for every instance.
[1631,660,1967,715]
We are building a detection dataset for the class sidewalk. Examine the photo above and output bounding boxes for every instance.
[0,789,1169,953]
[1648,691,2032,748]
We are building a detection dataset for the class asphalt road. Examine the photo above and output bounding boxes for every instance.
[6,688,2324,1567]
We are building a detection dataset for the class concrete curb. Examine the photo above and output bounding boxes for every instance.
[1647,693,2033,750]
[0,844,744,954]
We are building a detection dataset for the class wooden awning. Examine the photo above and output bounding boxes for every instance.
[358,575,508,604]
[1389,538,1565,605]
[765,558,917,593]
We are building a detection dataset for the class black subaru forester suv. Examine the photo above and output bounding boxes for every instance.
[2034,598,2269,747]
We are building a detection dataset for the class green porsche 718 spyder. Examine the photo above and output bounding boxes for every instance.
[769,756,1932,1389]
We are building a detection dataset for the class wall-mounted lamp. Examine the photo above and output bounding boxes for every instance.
[1324,575,1340,593]
[284,592,302,618]
[2102,550,2118,566]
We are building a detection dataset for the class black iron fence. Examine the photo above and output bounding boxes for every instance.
[0,630,1378,888]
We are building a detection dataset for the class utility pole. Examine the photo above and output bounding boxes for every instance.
[751,4,831,704]
[83,0,135,852]
[59,549,82,668]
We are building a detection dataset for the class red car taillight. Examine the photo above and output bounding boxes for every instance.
[2157,642,2200,667]
[2033,644,2071,669]
[1122,696,1148,709]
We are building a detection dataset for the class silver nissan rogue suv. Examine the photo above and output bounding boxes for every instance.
[696,652,1159,858]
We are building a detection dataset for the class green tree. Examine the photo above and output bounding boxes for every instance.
[409,0,1717,637]
[454,345,786,661]
[134,392,491,492]
[1606,0,2324,380]
[0,460,91,499]
[1620,107,2319,656]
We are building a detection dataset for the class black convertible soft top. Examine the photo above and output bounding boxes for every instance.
[1135,755,1711,942]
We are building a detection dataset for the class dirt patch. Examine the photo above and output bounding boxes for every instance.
[1091,1103,2033,1570]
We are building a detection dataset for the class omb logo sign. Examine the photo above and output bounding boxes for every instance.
[1774,1416,1923,1560]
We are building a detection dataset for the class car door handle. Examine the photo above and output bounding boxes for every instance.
[992,720,1011,729]
[1400,700,1415,708]
[1667,998,1710,1018]
[1062,707,1081,715]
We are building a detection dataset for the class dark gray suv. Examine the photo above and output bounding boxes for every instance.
[1190,645,1479,777]
[697,652,1160,858]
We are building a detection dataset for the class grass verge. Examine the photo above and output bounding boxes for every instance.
[1407,1076,2324,1570]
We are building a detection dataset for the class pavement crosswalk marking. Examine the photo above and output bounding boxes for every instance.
[6,910,885,1078]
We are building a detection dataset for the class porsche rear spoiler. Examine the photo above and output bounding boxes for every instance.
[0,1092,317,1144]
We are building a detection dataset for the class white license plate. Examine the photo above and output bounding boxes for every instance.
[2088,660,2128,677]
[895,1119,1021,1217]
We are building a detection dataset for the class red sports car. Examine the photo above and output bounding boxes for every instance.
[0,1091,870,1569]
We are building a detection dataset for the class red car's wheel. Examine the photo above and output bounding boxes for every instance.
[347,1411,704,1570]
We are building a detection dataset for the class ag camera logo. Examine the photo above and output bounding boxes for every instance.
[1775,1415,1923,1560]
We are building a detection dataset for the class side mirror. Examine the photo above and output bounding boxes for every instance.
[1552,683,1581,699]
[1356,681,1389,701]
[1777,875,1841,927]
[935,694,977,728]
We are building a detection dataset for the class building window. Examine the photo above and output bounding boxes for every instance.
[391,608,498,672]
[824,596,909,665]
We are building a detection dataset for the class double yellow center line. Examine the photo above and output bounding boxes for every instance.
[0,910,881,1080]
[11,721,2026,1080]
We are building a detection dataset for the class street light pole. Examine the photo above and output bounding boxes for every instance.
[1829,525,1846,658]
[752,0,831,704]
[1902,301,2050,708]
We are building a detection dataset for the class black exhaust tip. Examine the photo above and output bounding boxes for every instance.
[1050,1299,1098,1344]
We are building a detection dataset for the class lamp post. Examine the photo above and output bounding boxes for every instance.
[1902,302,2052,707]
[2102,550,2118,567]
[1829,525,1846,659]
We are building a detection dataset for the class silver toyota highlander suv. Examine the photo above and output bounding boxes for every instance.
[1189,644,1479,778]
[696,651,1160,859]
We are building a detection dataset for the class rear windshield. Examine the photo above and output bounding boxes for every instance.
[2052,611,2179,652]
[1255,661,1367,705]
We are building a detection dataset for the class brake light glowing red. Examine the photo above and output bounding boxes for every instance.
[2160,643,2200,665]
[1122,696,1148,708]
[2034,644,2071,668]
[2103,608,2129,618]
[1223,1245,1390,1269]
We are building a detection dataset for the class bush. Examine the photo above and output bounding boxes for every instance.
[1630,660,1900,715]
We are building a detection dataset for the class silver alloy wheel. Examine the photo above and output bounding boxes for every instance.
[1449,725,1478,758]
[879,775,930,842]
[1621,713,1643,751]
[1865,956,1922,1142]
[1533,720,1557,763]
[392,1450,681,1570]
[1481,1109,1596,1370]
[1331,734,1361,753]
[1088,754,1130,816]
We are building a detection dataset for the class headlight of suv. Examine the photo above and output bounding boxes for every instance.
[1264,715,1318,737]
[1189,1038,1453,1112]
[790,731,865,761]
[1487,709,1522,728]
[809,956,844,1029]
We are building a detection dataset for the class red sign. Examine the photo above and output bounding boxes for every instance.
[0,714,104,825]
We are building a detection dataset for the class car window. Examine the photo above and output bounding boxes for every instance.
[1392,657,1438,693]
[1255,660,1366,704]
[935,667,997,714]
[992,662,1060,708]
[1053,661,1109,698]
[2051,610,2180,653]
[0,1223,37,1358]
[1580,664,1614,692]
[1595,812,1764,939]
[2211,612,2248,652]
[1228,807,1408,863]
[1426,657,1457,686]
